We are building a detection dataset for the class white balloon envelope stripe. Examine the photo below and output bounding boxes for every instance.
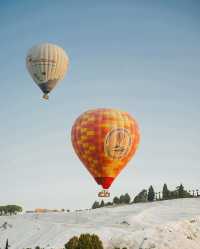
[26,43,69,100]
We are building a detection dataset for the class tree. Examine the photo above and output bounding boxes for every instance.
[176,184,191,198]
[92,201,100,209]
[147,186,155,202]
[105,202,113,206]
[124,193,131,204]
[0,205,22,216]
[177,184,184,198]
[5,239,9,249]
[119,195,125,204]
[77,234,93,249]
[65,233,104,249]
[0,206,4,216]
[113,196,120,205]
[169,190,178,199]
[162,183,170,200]
[133,189,147,203]
[65,236,79,249]
[90,234,104,249]
[100,200,105,208]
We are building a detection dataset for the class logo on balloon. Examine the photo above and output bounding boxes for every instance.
[104,128,132,160]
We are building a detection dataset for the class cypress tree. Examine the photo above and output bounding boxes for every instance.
[100,200,105,208]
[162,183,170,200]
[177,184,185,198]
[147,185,155,202]
[92,201,100,209]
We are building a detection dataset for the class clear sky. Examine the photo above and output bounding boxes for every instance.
[0,0,200,210]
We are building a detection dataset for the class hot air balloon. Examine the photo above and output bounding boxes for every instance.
[26,43,69,100]
[71,108,140,197]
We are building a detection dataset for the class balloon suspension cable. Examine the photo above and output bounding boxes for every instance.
[98,189,110,198]
[43,94,49,100]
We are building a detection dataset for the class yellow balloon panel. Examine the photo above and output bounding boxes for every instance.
[71,108,140,189]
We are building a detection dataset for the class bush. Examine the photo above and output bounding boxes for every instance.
[77,234,93,249]
[124,193,131,204]
[65,236,79,249]
[113,196,120,205]
[90,234,104,249]
[119,195,125,204]
[133,189,147,203]
[114,248,127,249]
[65,233,104,249]
[105,202,113,206]
[92,201,100,209]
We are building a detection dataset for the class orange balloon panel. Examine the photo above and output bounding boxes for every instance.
[71,108,140,189]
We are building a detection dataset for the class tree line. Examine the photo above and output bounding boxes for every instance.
[0,205,23,216]
[92,193,131,209]
[92,183,196,208]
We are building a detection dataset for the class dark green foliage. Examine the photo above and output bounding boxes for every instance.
[119,195,125,204]
[113,196,120,205]
[0,205,23,216]
[65,236,79,249]
[114,248,127,249]
[133,189,147,203]
[177,184,184,198]
[169,190,179,199]
[124,193,131,204]
[162,183,170,200]
[100,200,105,208]
[176,184,191,198]
[65,233,104,249]
[92,201,100,209]
[90,234,104,249]
[147,185,155,202]
[78,234,94,249]
[105,202,113,206]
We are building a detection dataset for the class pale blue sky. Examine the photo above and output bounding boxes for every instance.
[0,1,200,210]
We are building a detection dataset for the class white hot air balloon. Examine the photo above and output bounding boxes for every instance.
[26,43,69,100]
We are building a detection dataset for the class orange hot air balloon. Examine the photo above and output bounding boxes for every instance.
[71,108,140,197]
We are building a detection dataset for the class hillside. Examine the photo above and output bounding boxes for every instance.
[0,198,200,249]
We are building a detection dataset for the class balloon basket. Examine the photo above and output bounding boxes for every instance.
[43,94,49,100]
[98,190,110,198]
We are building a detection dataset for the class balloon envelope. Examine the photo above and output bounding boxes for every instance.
[71,108,140,189]
[26,43,69,99]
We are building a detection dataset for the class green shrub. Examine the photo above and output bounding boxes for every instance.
[90,234,104,249]
[77,234,93,249]
[114,248,127,249]
[65,233,104,249]
[65,236,79,249]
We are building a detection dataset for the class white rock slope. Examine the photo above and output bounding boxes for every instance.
[0,198,200,249]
